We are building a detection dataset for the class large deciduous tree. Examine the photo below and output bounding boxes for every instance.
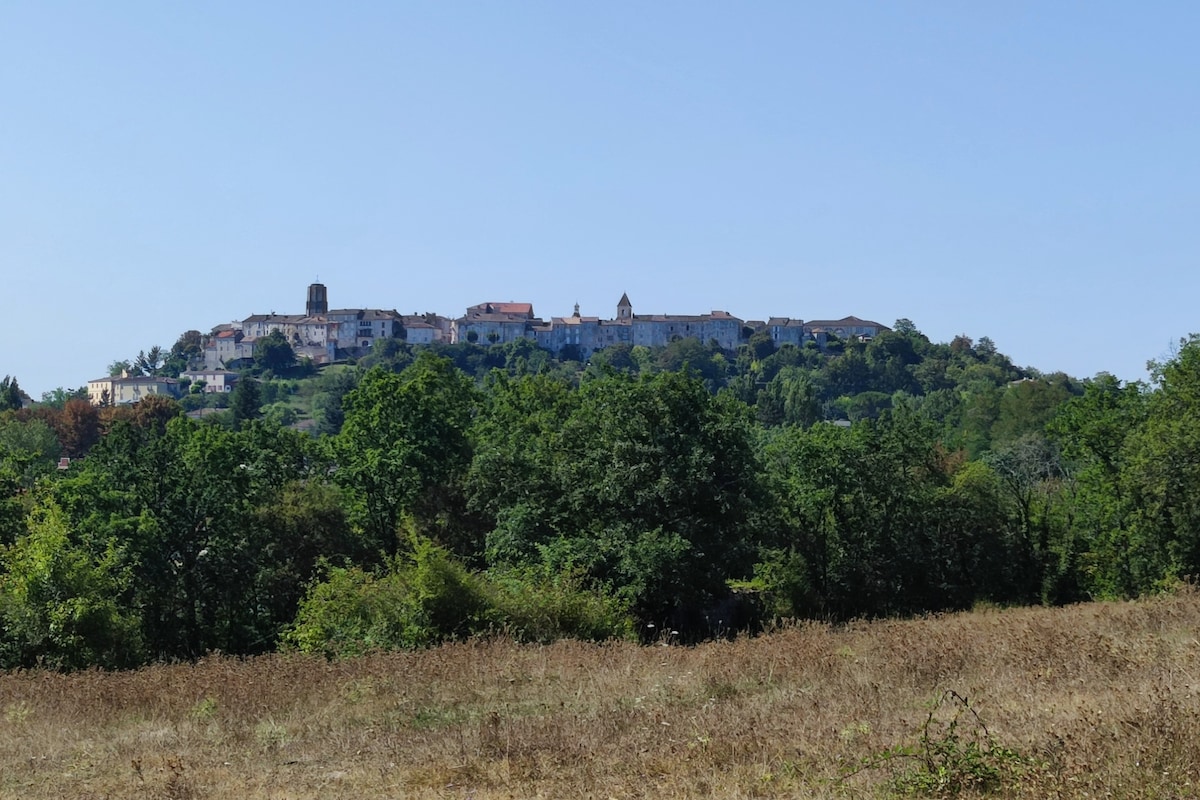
[0,500,143,670]
[473,370,764,628]
[335,353,479,555]
[254,330,296,372]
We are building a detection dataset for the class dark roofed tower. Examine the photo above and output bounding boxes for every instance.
[307,282,328,317]
[617,292,632,321]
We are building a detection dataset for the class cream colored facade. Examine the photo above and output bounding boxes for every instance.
[87,375,183,406]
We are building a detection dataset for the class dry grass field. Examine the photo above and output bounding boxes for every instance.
[2,592,1199,799]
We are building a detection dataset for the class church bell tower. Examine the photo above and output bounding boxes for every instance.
[306,282,328,317]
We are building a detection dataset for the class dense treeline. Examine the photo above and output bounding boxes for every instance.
[1,324,1197,669]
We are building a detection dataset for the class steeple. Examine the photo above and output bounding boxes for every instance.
[617,292,632,321]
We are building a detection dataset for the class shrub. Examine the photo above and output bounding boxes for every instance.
[284,537,493,658]
[284,539,633,657]
[486,567,634,643]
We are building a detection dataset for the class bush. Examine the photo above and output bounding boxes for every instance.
[486,567,634,643]
[284,538,633,657]
[284,537,492,658]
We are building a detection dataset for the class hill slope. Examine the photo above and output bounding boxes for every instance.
[2,591,1197,798]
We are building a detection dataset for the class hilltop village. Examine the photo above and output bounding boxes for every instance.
[86,283,888,405]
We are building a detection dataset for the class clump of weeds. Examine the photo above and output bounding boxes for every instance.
[845,689,1035,797]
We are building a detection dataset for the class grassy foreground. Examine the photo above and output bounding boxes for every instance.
[2,594,1199,799]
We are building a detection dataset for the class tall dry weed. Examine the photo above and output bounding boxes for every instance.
[0,592,1198,798]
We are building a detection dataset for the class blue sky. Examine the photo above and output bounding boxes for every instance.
[3,2,1198,396]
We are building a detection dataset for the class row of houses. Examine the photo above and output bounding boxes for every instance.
[199,283,888,370]
[451,293,888,358]
[201,284,454,370]
[87,283,889,405]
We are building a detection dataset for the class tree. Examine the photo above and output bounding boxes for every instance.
[505,371,764,627]
[756,367,821,428]
[163,330,204,376]
[758,411,995,619]
[335,354,479,554]
[39,386,87,409]
[0,418,61,487]
[746,330,776,361]
[466,372,579,564]
[1118,336,1200,592]
[107,360,142,378]
[990,377,1077,447]
[655,337,724,385]
[135,346,164,375]
[53,399,100,458]
[0,500,143,670]
[0,376,22,412]
[985,433,1067,600]
[254,330,296,372]
[230,378,263,429]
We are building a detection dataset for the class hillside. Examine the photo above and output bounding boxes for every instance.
[1,591,1197,799]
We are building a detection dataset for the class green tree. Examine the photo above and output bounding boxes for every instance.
[107,359,142,378]
[310,366,361,436]
[588,343,638,375]
[1119,336,1200,592]
[254,330,296,372]
[0,500,143,670]
[759,409,1012,620]
[985,433,1067,600]
[135,346,164,375]
[1048,374,1148,597]
[39,386,88,409]
[0,376,23,411]
[990,377,1077,447]
[335,354,479,555]
[163,330,204,376]
[0,418,62,487]
[230,377,263,429]
[756,367,822,428]
[517,371,764,626]
[655,338,725,386]
[746,330,776,361]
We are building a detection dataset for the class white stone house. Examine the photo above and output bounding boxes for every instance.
[180,369,239,393]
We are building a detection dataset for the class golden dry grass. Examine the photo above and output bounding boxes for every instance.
[2,592,1199,798]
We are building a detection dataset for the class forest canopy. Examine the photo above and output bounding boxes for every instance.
[2,324,1196,669]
